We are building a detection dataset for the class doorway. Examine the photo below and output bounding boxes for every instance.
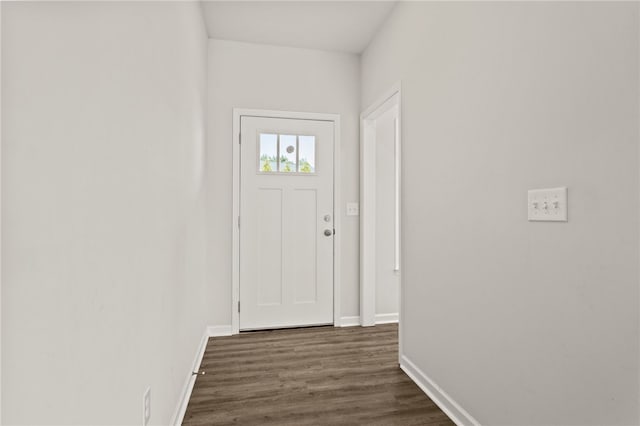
[360,85,402,338]
[232,110,341,332]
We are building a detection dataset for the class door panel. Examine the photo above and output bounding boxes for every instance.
[240,116,334,330]
[289,188,317,304]
[257,188,283,306]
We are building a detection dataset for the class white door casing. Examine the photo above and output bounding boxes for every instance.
[239,115,335,330]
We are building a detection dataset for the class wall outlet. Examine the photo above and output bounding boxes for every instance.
[346,202,359,216]
[143,387,151,426]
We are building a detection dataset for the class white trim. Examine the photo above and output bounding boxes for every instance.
[339,314,398,326]
[171,329,209,426]
[360,117,376,327]
[393,116,400,272]
[332,118,342,328]
[375,313,399,324]
[360,83,402,331]
[361,82,402,121]
[338,314,398,326]
[207,325,233,337]
[338,316,361,327]
[0,2,4,420]
[232,109,342,334]
[0,2,3,420]
[232,111,241,335]
[400,355,480,426]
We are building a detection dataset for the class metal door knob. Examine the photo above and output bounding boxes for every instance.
[324,229,333,237]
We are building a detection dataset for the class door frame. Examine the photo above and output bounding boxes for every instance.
[360,83,402,339]
[0,3,3,418]
[231,109,342,335]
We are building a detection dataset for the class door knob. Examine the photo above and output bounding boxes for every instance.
[324,229,333,237]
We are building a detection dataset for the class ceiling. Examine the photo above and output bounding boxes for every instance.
[201,1,397,54]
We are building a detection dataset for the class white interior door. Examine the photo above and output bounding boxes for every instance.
[240,116,334,330]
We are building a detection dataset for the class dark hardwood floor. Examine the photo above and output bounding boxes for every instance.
[183,324,454,425]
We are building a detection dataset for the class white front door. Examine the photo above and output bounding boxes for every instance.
[239,116,334,330]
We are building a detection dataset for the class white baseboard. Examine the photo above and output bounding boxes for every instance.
[375,313,399,324]
[172,325,233,425]
[339,316,361,327]
[339,315,399,326]
[400,355,480,426]
[171,329,209,426]
[339,314,398,327]
[207,325,232,337]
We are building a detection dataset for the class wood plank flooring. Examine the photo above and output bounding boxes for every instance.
[183,324,453,425]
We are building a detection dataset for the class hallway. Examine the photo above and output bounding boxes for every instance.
[3,2,639,424]
[183,324,452,425]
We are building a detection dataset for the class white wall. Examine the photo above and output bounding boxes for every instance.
[362,2,639,425]
[207,39,360,325]
[2,2,210,424]
[375,107,399,318]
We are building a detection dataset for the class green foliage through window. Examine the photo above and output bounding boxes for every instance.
[300,159,312,173]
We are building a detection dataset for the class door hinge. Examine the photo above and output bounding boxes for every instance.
[238,301,240,313]
[239,133,242,144]
[238,216,240,229]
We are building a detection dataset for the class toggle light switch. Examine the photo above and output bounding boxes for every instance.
[528,187,568,222]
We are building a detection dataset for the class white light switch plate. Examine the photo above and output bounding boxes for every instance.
[346,203,359,216]
[528,187,568,222]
